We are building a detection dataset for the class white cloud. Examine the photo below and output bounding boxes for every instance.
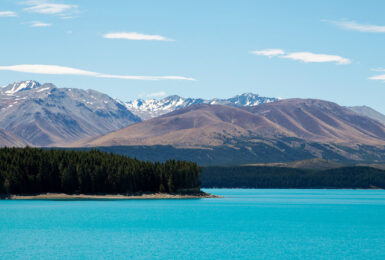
[252,48,351,65]
[147,91,167,97]
[329,20,385,33]
[103,32,173,41]
[22,0,78,15]
[282,52,351,65]
[0,11,17,17]
[0,64,195,81]
[369,74,385,82]
[369,69,385,82]
[30,21,51,27]
[251,49,285,57]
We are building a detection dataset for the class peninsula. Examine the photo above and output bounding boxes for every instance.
[0,148,214,199]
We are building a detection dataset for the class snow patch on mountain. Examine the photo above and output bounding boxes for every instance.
[2,80,41,95]
[0,80,141,146]
[124,93,277,120]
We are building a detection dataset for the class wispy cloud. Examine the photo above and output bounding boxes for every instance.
[327,20,385,33]
[251,49,284,57]
[103,32,174,41]
[369,69,385,82]
[0,11,18,17]
[282,52,351,65]
[369,74,385,82]
[147,91,167,98]
[22,0,78,15]
[0,64,195,81]
[371,68,385,72]
[251,48,351,65]
[30,21,51,27]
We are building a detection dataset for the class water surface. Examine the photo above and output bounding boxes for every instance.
[1,189,385,259]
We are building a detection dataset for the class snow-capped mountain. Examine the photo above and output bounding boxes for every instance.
[1,80,42,95]
[212,93,278,106]
[124,95,206,120]
[0,80,141,146]
[124,93,278,120]
[0,81,277,146]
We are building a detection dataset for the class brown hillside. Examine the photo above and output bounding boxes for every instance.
[74,104,289,147]
[243,99,385,145]
[75,99,385,147]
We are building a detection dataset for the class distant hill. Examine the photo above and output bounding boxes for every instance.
[73,143,385,166]
[246,158,346,170]
[243,99,385,145]
[0,81,141,146]
[74,98,385,164]
[348,106,385,125]
[124,93,277,120]
[74,104,287,147]
[77,99,385,147]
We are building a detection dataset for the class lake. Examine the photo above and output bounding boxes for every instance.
[1,189,385,259]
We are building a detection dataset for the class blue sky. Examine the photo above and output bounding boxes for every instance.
[1,0,385,112]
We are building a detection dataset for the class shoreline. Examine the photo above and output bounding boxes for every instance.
[2,192,220,200]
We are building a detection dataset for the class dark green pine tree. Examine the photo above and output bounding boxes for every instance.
[0,148,202,195]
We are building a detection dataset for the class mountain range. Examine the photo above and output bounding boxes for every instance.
[2,80,385,164]
[0,81,140,146]
[123,93,278,120]
[78,98,385,147]
[123,93,385,127]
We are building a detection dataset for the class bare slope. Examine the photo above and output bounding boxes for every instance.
[0,129,29,147]
[243,99,385,145]
[348,106,385,125]
[0,81,141,146]
[75,99,385,147]
[74,104,289,147]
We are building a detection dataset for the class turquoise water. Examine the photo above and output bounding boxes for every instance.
[1,189,385,259]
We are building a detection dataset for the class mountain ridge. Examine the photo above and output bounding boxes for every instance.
[0,80,141,146]
[242,99,385,144]
[75,98,385,149]
[124,93,278,120]
[73,104,289,147]
[2,80,385,155]
[348,106,385,125]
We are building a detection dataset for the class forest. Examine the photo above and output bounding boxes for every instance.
[0,147,201,195]
[201,166,385,189]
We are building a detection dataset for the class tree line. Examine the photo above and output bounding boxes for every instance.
[0,147,201,195]
[201,166,385,189]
